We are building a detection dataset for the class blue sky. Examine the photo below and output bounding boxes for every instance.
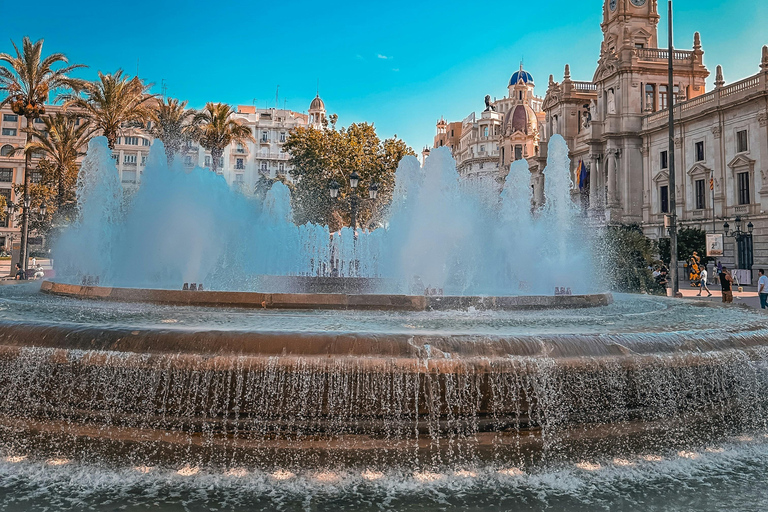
[6,0,767,152]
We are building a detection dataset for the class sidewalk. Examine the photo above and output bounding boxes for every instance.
[676,280,765,310]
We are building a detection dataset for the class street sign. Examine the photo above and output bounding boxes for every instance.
[706,233,724,257]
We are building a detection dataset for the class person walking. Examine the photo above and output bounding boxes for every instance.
[758,269,768,309]
[697,266,712,297]
[719,266,733,304]
[13,263,26,280]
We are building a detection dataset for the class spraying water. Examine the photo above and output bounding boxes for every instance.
[54,135,596,294]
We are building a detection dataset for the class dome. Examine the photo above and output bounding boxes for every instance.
[309,94,325,111]
[509,69,534,86]
[505,104,536,134]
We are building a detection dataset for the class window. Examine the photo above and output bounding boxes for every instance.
[0,145,13,156]
[280,132,286,143]
[695,141,704,162]
[514,145,523,160]
[695,179,706,209]
[141,156,147,166]
[30,170,42,183]
[635,43,645,49]
[483,126,488,137]
[123,154,137,164]
[204,156,211,167]
[480,145,485,153]
[142,138,150,146]
[236,144,245,153]
[278,162,284,172]
[1,128,17,136]
[737,130,748,153]
[659,85,668,110]
[0,168,12,182]
[235,174,244,183]
[112,154,119,161]
[2,114,18,122]
[261,131,268,142]
[34,118,44,124]
[236,158,244,170]
[260,162,268,172]
[123,136,139,145]
[738,172,750,205]
[660,185,669,213]
[660,150,668,170]
[184,156,193,166]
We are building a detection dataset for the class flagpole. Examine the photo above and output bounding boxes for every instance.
[667,0,680,297]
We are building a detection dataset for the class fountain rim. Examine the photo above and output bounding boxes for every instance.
[39,280,613,311]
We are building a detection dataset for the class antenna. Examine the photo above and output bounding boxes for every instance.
[252,98,257,106]
[275,85,280,109]
[316,78,319,96]
[161,79,167,99]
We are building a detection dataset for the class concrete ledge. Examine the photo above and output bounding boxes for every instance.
[39,281,613,311]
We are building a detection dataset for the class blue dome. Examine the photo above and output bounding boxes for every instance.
[509,70,534,86]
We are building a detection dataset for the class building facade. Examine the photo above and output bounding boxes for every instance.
[431,66,547,197]
[541,0,768,278]
[0,95,327,251]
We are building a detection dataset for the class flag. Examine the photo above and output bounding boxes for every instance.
[578,160,588,190]
[709,178,714,190]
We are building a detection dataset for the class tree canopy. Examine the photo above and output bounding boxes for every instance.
[283,122,414,230]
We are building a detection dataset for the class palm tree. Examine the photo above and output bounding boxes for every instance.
[0,37,85,271]
[64,70,155,149]
[147,97,199,167]
[194,102,254,173]
[15,113,90,212]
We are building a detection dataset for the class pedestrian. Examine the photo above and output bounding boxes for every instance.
[758,269,768,309]
[697,266,712,297]
[13,263,26,281]
[719,266,733,303]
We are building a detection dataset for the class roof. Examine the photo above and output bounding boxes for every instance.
[309,94,325,111]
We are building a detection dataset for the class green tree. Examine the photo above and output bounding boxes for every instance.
[602,224,665,295]
[194,102,254,174]
[147,97,199,167]
[64,70,155,149]
[0,37,85,269]
[12,158,58,237]
[13,112,89,214]
[658,227,710,265]
[284,122,414,230]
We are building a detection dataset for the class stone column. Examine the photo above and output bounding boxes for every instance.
[589,154,600,211]
[607,150,618,206]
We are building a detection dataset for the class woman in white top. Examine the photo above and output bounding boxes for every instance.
[697,267,712,297]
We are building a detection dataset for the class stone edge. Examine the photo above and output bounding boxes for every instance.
[39,281,612,311]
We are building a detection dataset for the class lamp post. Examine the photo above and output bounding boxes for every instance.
[349,171,359,232]
[723,216,754,270]
[328,173,379,232]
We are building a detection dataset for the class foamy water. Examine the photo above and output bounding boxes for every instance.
[3,437,768,511]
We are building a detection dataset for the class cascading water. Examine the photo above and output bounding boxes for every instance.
[52,135,596,294]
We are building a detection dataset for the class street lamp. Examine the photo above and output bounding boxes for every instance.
[40,202,47,218]
[329,180,340,199]
[723,215,754,270]
[328,174,379,233]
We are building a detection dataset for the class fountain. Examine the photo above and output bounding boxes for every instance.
[2,136,768,511]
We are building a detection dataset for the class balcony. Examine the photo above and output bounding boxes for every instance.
[634,48,695,63]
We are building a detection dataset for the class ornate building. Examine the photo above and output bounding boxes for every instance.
[431,65,547,197]
[542,0,768,278]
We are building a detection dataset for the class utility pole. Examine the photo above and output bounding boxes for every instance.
[667,0,680,297]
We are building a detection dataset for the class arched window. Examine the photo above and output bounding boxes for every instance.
[0,145,13,157]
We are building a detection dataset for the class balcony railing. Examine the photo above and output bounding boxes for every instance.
[635,48,694,62]
[573,81,597,91]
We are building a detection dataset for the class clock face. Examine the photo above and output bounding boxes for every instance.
[610,0,617,11]
[631,0,646,6]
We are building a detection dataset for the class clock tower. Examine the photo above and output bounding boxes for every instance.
[603,0,659,51]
